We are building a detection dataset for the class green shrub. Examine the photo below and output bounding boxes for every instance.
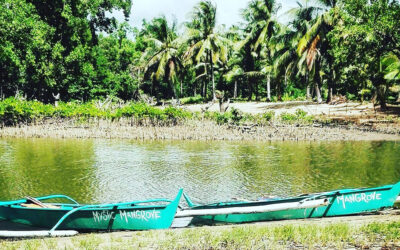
[230,108,243,125]
[180,95,204,105]
[295,109,308,119]
[0,98,193,126]
[279,109,314,124]
[262,111,275,121]
[280,112,297,122]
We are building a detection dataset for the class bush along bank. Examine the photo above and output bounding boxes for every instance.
[0,98,193,127]
[0,98,316,128]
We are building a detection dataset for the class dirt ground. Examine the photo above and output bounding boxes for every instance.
[185,101,392,117]
[185,101,400,134]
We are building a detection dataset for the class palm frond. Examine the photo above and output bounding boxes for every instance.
[306,34,320,70]
[297,14,322,56]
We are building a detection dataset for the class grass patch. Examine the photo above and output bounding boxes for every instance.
[179,95,204,105]
[279,109,315,124]
[1,221,399,249]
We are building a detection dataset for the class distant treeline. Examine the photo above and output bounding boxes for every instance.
[0,0,399,107]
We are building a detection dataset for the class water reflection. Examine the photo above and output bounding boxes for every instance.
[0,139,97,202]
[0,139,399,204]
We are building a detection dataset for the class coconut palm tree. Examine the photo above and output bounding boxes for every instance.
[272,25,298,88]
[296,0,338,103]
[239,0,280,101]
[184,0,230,100]
[142,16,182,99]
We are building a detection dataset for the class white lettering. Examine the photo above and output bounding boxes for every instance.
[118,209,161,223]
[336,192,382,209]
[92,211,115,223]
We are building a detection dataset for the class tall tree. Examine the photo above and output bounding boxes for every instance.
[27,0,132,101]
[296,0,338,103]
[328,0,400,108]
[142,16,182,99]
[239,0,280,100]
[184,1,229,100]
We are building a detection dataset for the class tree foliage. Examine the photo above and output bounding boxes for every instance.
[1,0,399,107]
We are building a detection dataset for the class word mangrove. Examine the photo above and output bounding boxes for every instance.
[92,209,161,223]
[336,192,381,209]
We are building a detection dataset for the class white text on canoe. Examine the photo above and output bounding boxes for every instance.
[336,192,381,209]
[92,209,161,223]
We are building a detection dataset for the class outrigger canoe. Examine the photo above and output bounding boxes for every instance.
[0,189,182,236]
[174,181,400,226]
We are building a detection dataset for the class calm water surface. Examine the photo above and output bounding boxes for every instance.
[0,139,399,204]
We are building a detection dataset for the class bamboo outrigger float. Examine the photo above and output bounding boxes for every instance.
[174,181,400,227]
[0,189,183,237]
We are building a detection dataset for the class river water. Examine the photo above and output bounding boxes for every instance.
[0,139,399,204]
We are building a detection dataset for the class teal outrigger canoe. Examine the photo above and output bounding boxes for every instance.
[0,189,182,235]
[175,182,400,226]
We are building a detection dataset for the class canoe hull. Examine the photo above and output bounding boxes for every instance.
[185,181,400,225]
[0,190,182,231]
[0,206,172,231]
[323,185,399,217]
[191,207,321,224]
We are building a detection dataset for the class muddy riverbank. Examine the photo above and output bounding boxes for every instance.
[0,119,398,141]
[1,101,399,141]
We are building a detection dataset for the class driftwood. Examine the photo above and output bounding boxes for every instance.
[171,98,181,107]
[96,96,112,109]
[139,95,156,105]
[329,95,347,105]
[201,101,215,113]
[219,98,230,113]
[228,124,257,133]
[52,93,60,107]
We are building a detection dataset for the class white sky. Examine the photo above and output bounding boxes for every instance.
[116,0,298,29]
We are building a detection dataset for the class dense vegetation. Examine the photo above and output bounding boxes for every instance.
[1,0,399,107]
[0,97,318,127]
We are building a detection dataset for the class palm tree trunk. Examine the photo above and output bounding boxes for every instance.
[277,80,282,101]
[234,80,237,99]
[266,73,271,102]
[327,86,333,103]
[376,84,387,109]
[305,72,311,100]
[202,80,206,98]
[210,52,216,100]
[284,67,288,87]
[255,81,259,101]
[248,80,253,101]
[170,80,177,99]
[314,82,322,103]
[314,62,323,103]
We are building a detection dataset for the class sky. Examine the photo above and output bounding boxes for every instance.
[116,0,299,29]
